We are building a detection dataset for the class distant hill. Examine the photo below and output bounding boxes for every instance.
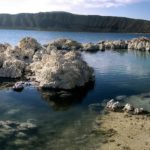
[0,12,150,33]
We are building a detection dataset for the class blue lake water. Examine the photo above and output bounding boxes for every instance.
[0,29,150,45]
[0,29,150,149]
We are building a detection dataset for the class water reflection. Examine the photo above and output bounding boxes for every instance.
[130,50,150,59]
[38,81,95,111]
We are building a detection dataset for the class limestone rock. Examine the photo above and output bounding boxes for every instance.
[128,37,150,51]
[5,46,35,63]
[112,40,128,49]
[19,37,41,51]
[101,40,128,50]
[29,50,94,89]
[0,58,25,78]
[47,39,82,51]
[0,43,11,52]
[13,82,24,91]
[82,43,99,52]
[106,99,120,111]
[123,103,134,112]
[134,108,144,115]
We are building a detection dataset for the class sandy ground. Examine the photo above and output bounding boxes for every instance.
[96,111,150,150]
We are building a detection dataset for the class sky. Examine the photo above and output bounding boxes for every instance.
[0,0,149,20]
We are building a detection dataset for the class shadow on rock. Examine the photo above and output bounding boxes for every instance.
[38,81,95,111]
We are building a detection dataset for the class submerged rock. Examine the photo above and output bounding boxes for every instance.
[0,120,37,141]
[0,120,38,149]
[30,50,94,89]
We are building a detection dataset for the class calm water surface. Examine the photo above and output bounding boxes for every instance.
[0,30,150,149]
[0,29,150,44]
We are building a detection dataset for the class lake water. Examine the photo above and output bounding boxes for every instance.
[0,29,150,150]
[0,29,150,45]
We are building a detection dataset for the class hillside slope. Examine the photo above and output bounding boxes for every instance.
[0,12,150,33]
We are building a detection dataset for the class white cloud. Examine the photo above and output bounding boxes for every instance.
[0,0,146,14]
[46,0,145,8]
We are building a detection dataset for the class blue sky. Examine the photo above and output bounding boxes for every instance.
[0,0,149,20]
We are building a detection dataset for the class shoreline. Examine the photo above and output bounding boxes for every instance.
[95,111,150,150]
[0,28,150,34]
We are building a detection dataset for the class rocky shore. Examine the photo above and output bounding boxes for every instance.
[93,99,150,150]
[0,36,150,90]
[96,111,150,150]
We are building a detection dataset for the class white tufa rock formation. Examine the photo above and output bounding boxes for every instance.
[0,37,41,78]
[128,37,150,51]
[82,43,99,52]
[29,50,94,89]
[46,39,82,51]
[106,99,120,111]
[134,108,144,115]
[0,53,25,78]
[123,103,134,112]
[18,37,41,50]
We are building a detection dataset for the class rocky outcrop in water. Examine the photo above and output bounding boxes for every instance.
[106,99,120,111]
[0,37,94,90]
[29,50,94,89]
[46,39,82,51]
[1,36,150,89]
[44,37,150,52]
[102,40,128,50]
[44,39,128,52]
[82,43,99,52]
[128,37,150,51]
[106,99,148,115]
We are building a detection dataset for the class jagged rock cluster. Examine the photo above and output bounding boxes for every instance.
[0,37,94,90]
[128,37,150,51]
[29,50,94,89]
[0,36,150,90]
[106,99,146,115]
[0,37,41,78]
[46,39,82,51]
[45,38,128,52]
[44,37,150,52]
